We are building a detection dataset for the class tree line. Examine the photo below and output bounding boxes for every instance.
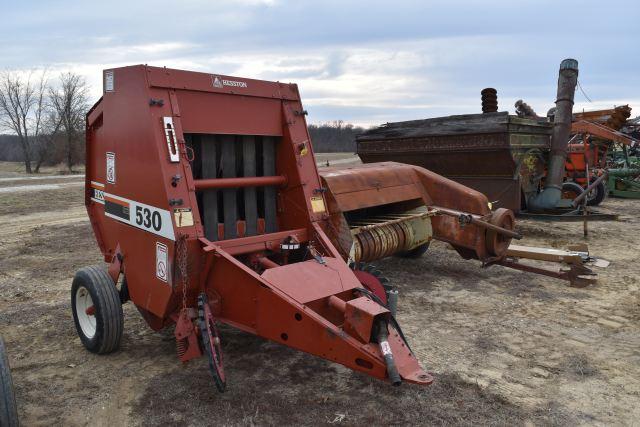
[0,70,88,173]
[307,120,366,152]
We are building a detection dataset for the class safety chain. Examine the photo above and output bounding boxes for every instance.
[177,234,189,310]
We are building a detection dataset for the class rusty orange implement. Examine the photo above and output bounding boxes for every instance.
[79,65,434,391]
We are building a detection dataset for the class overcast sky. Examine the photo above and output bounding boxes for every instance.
[2,0,638,126]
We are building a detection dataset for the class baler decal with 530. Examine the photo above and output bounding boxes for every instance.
[91,182,176,240]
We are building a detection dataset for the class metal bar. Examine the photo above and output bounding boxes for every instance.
[243,136,258,236]
[221,135,237,239]
[258,256,279,269]
[263,136,277,233]
[434,207,523,239]
[498,259,569,281]
[350,211,436,232]
[194,175,286,190]
[517,211,618,221]
[204,228,308,255]
[200,135,218,241]
[572,172,608,207]
[328,295,346,313]
[497,259,595,288]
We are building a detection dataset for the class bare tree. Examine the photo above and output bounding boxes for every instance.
[33,110,63,173]
[50,72,89,172]
[0,70,49,173]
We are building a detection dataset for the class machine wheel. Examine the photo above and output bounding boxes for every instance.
[71,266,124,354]
[396,242,430,259]
[561,181,584,200]
[198,293,226,393]
[0,337,18,427]
[349,262,390,305]
[587,179,607,206]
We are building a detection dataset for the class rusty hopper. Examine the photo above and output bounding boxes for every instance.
[357,112,552,212]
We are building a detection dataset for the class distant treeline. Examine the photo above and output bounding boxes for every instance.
[0,133,85,164]
[308,121,367,152]
[0,121,367,165]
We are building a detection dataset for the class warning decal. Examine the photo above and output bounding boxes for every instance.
[104,70,114,92]
[106,152,116,184]
[156,242,168,283]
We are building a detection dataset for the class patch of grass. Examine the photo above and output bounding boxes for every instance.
[563,354,599,379]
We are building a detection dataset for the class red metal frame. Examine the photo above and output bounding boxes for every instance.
[85,65,431,386]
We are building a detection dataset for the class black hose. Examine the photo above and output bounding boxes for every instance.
[354,287,414,354]
[376,319,402,386]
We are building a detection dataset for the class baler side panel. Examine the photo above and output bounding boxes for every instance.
[86,66,187,319]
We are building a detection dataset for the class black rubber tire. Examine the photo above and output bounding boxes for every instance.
[561,181,584,200]
[71,266,124,354]
[0,337,18,427]
[587,179,607,206]
[396,242,430,259]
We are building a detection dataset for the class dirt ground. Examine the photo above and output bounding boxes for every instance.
[0,160,639,426]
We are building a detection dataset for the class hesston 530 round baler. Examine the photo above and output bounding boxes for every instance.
[74,65,528,392]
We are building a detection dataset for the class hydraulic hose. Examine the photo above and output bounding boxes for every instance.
[377,320,402,386]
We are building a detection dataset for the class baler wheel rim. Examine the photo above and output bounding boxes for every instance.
[75,286,97,339]
[198,293,226,393]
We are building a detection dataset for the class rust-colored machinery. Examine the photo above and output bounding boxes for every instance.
[74,65,528,392]
[356,111,551,213]
[564,118,637,204]
[356,59,623,220]
[318,162,517,263]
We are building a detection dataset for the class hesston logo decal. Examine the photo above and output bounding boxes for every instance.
[212,75,247,89]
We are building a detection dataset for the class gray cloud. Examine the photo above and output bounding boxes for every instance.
[1,0,638,125]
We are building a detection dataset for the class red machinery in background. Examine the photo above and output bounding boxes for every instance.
[72,65,530,392]
[563,109,637,205]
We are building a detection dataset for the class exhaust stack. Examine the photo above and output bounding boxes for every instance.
[528,58,579,211]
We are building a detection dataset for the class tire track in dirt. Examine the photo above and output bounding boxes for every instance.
[0,206,88,245]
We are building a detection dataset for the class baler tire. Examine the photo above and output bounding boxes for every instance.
[587,179,607,206]
[396,242,430,259]
[71,266,124,355]
[0,337,19,427]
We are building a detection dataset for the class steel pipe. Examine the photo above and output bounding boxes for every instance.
[528,59,579,211]
[194,175,286,190]
[572,172,608,207]
[434,207,523,240]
